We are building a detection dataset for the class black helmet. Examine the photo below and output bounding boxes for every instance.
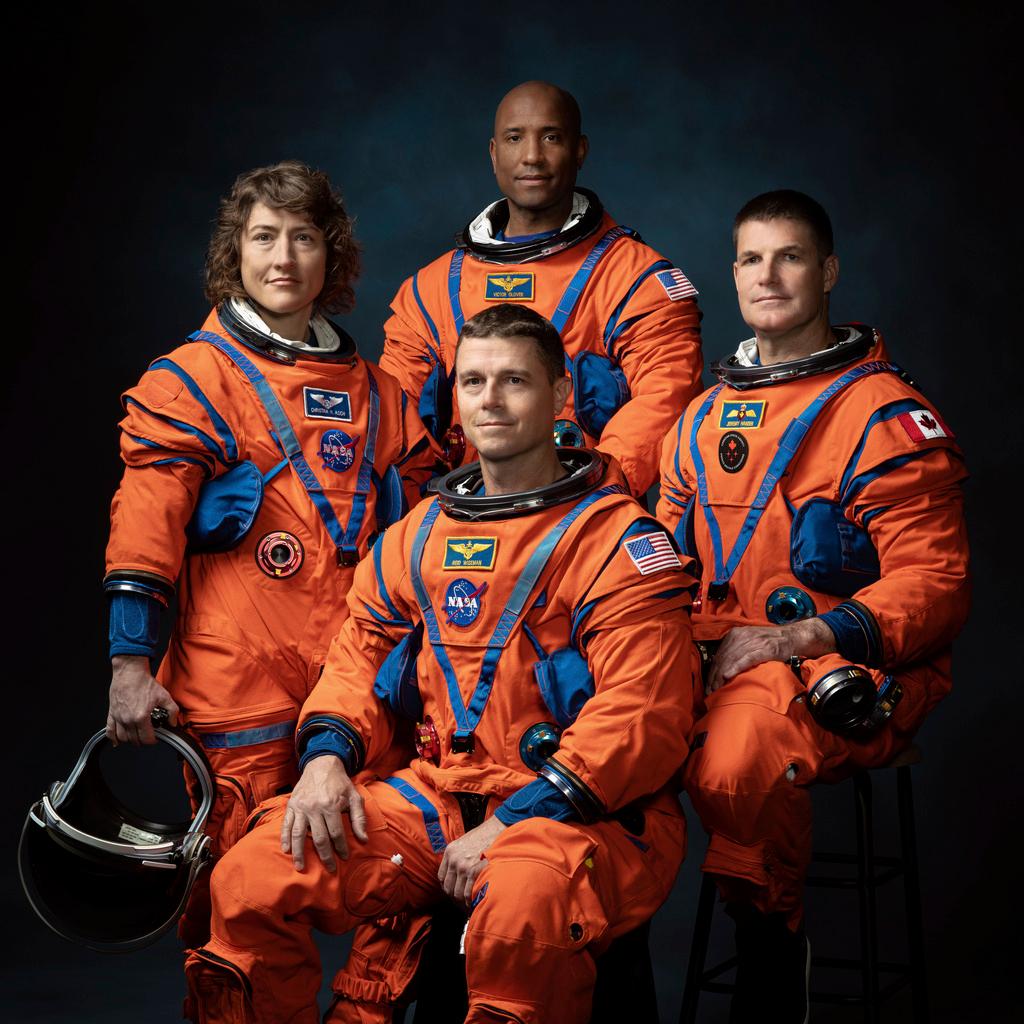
[18,715,214,952]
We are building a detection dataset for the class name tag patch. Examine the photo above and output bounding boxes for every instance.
[304,387,352,421]
[624,532,682,575]
[444,538,498,571]
[719,400,766,429]
[485,273,535,301]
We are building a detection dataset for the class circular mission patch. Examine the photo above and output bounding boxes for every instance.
[718,431,749,473]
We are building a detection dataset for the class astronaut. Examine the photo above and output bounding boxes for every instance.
[657,190,969,1020]
[379,79,703,495]
[103,161,434,946]
[185,303,698,1024]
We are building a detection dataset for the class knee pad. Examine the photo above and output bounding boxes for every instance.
[341,856,409,920]
[687,702,803,798]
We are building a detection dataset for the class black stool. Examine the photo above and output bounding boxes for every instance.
[680,745,929,1023]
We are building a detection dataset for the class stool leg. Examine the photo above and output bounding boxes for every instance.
[855,772,880,1024]
[897,765,930,1024]
[679,872,717,1024]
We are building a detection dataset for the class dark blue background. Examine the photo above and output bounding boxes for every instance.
[7,2,1018,1020]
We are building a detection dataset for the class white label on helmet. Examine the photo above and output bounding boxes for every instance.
[118,822,164,845]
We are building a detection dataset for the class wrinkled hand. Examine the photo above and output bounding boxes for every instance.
[107,655,180,745]
[706,618,836,693]
[282,756,367,872]
[438,815,507,908]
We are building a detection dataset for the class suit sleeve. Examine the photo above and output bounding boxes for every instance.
[539,519,698,817]
[105,352,241,594]
[818,405,970,668]
[296,521,417,770]
[378,368,440,508]
[379,274,445,410]
[595,262,703,495]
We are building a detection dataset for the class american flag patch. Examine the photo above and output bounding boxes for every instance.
[896,409,951,442]
[655,268,698,301]
[623,532,682,575]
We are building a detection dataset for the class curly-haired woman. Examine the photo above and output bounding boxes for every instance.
[102,161,434,945]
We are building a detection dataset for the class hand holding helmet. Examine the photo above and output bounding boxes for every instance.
[107,655,180,746]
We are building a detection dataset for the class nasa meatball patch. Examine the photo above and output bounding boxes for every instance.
[624,532,682,575]
[318,429,359,472]
[444,578,487,627]
[303,387,352,421]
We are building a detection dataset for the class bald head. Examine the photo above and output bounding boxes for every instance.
[494,81,582,141]
[489,81,588,224]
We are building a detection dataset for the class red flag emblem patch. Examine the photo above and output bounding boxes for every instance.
[896,409,952,443]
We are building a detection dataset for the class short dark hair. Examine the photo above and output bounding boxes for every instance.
[733,189,834,260]
[456,304,565,383]
[205,160,361,314]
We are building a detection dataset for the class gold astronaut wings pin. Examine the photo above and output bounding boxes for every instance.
[443,538,499,570]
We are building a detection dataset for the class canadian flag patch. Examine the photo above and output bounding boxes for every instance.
[896,409,952,442]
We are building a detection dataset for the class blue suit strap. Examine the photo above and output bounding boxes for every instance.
[189,332,352,561]
[448,249,467,336]
[408,500,473,735]
[338,367,381,560]
[550,225,635,333]
[694,360,899,594]
[384,777,447,853]
[688,384,728,581]
[458,483,626,741]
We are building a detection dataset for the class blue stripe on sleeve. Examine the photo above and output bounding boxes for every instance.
[818,600,882,666]
[148,358,239,461]
[108,591,163,658]
[123,397,230,464]
[838,399,930,500]
[298,729,357,774]
[494,777,576,825]
[411,272,442,356]
[384,777,447,852]
[601,260,671,355]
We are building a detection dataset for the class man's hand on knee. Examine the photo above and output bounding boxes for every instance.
[707,619,836,693]
[281,756,368,873]
[438,815,507,908]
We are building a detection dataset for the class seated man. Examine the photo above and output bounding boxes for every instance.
[657,190,969,1021]
[186,303,699,1024]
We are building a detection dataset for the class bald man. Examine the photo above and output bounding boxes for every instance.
[379,80,704,497]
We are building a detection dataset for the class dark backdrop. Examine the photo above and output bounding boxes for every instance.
[7,2,1018,1021]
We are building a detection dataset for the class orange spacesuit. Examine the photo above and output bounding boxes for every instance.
[104,305,434,940]
[380,190,703,494]
[186,452,697,1024]
[656,325,969,924]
